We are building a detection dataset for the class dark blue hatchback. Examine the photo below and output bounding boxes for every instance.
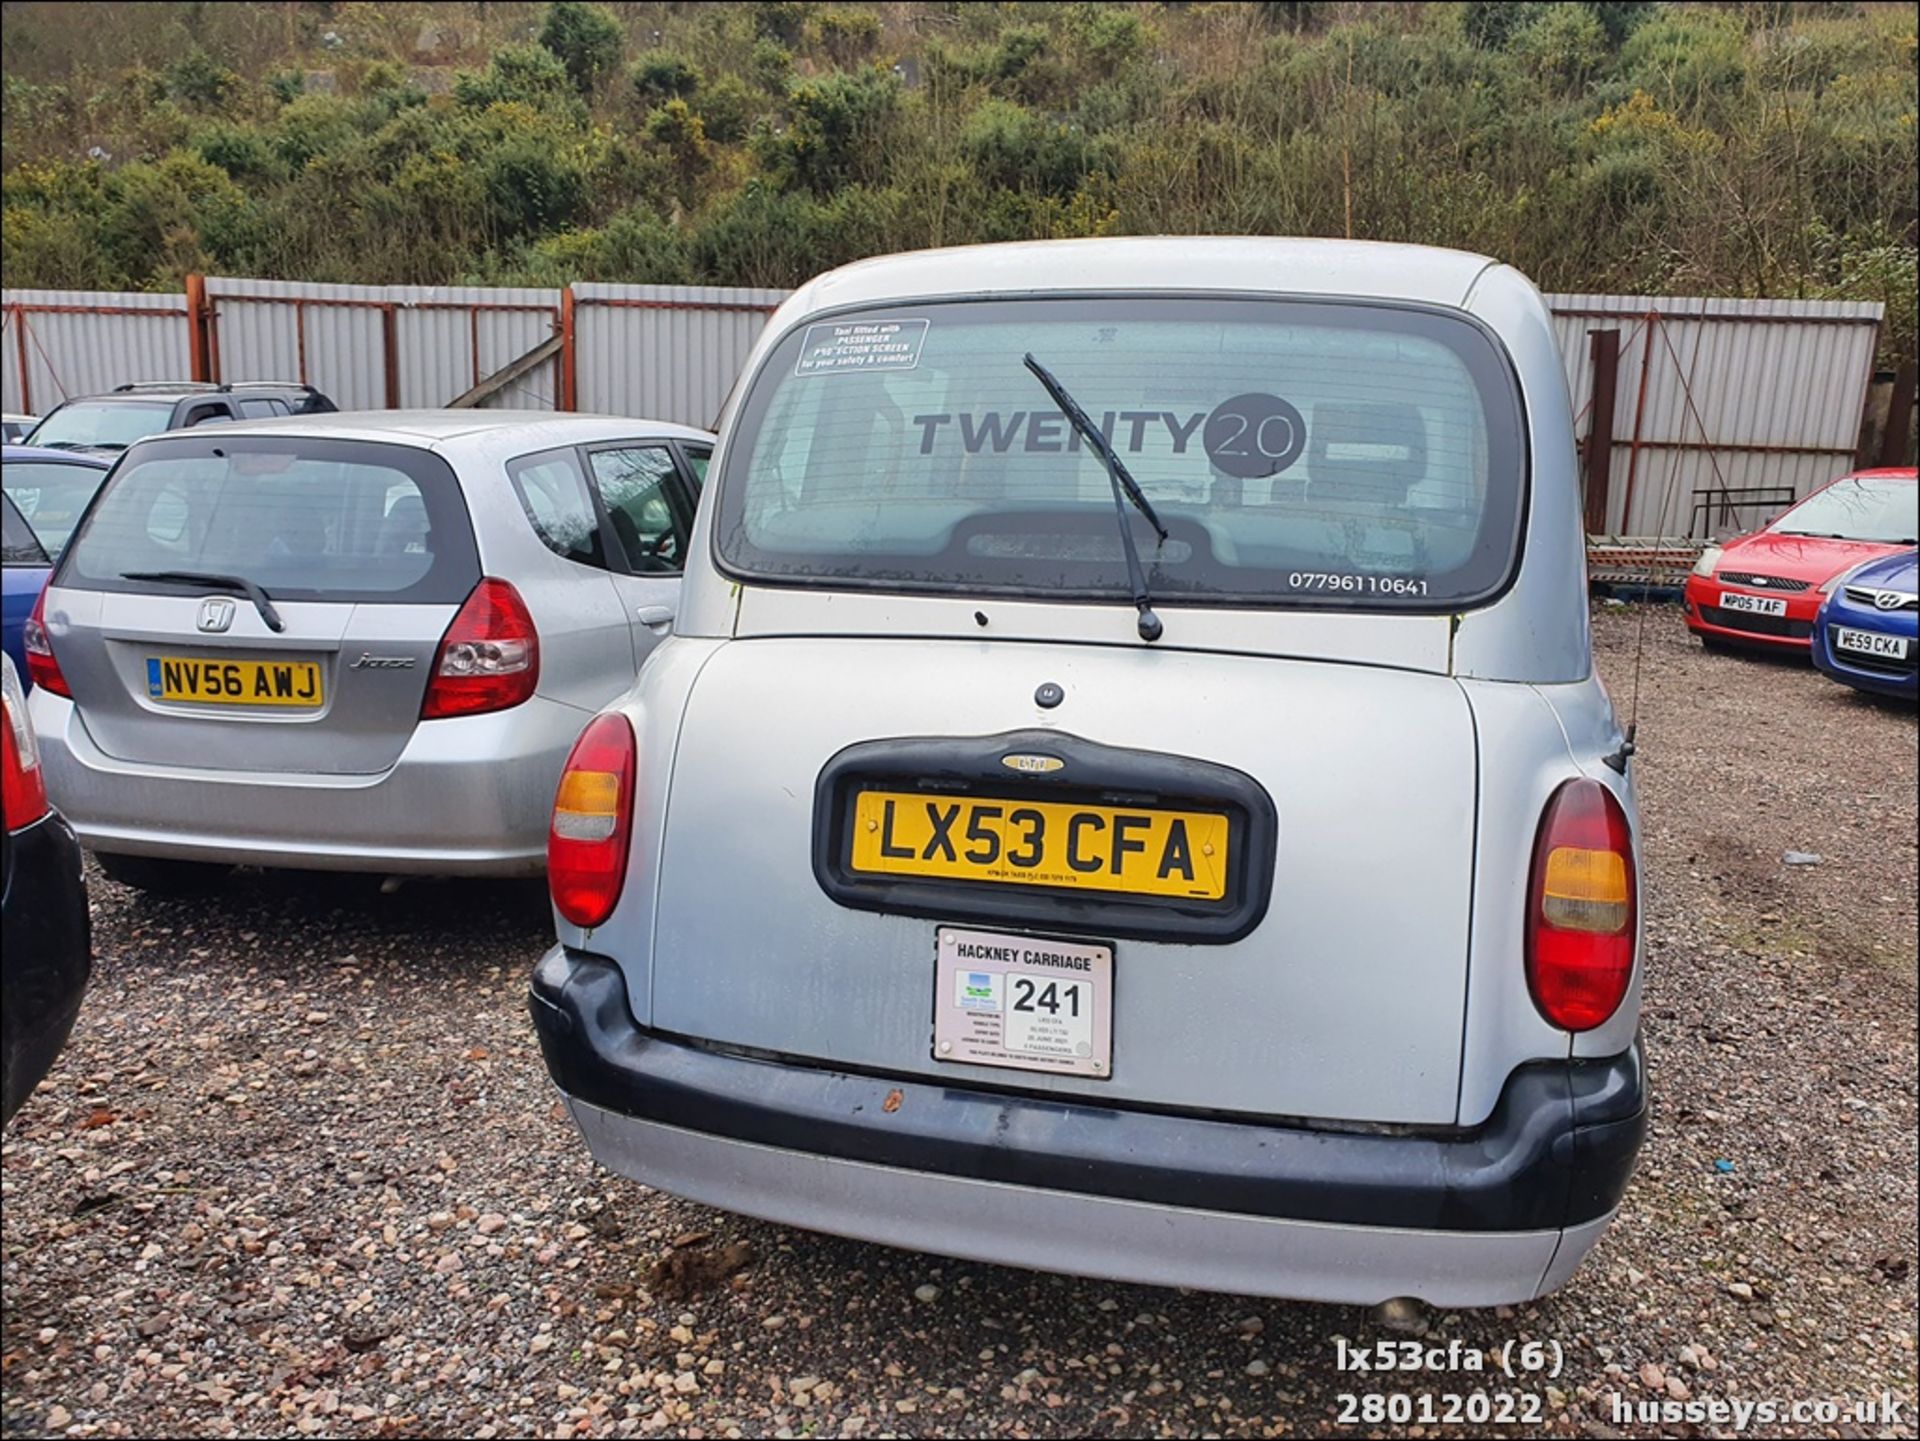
[2,446,113,685]
[1812,549,1919,699]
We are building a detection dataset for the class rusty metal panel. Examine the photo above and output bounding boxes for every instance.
[1,289,191,416]
[1545,293,1883,535]
[573,282,788,429]
[203,278,562,412]
[390,286,561,409]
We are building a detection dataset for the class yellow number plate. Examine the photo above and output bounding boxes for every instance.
[849,791,1230,900]
[146,656,324,708]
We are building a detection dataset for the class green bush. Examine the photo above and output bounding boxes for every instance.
[539,1,625,96]
[482,134,588,241]
[193,122,288,186]
[961,99,1114,198]
[751,2,816,48]
[162,49,239,111]
[526,208,694,283]
[1512,6,1609,94]
[760,65,901,195]
[0,0,1909,369]
[455,45,581,116]
[749,38,795,95]
[1080,9,1150,71]
[814,8,883,67]
[695,73,758,144]
[632,52,703,107]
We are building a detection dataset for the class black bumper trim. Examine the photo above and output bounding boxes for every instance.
[530,948,1644,1233]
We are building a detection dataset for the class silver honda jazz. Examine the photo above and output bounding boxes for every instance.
[28,410,712,891]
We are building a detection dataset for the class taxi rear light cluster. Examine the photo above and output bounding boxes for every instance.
[23,587,70,698]
[2,655,50,829]
[549,713,636,929]
[1526,778,1636,1032]
[420,578,539,719]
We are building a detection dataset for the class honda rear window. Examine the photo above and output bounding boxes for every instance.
[714,297,1527,610]
[57,436,478,603]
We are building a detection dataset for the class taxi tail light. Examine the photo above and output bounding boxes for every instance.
[549,713,636,929]
[1526,778,1636,1032]
[421,578,539,719]
[2,655,50,828]
[23,587,70,698]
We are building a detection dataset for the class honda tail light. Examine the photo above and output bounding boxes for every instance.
[549,713,636,929]
[23,586,70,697]
[2,657,50,829]
[421,578,539,719]
[1527,778,1637,1031]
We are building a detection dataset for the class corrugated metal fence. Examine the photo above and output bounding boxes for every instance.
[2,289,192,408]
[3,276,1892,538]
[1549,294,1884,536]
[203,278,565,412]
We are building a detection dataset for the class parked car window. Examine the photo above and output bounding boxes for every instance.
[2,492,49,566]
[25,401,173,452]
[238,399,290,419]
[1769,477,1918,545]
[180,403,232,428]
[589,445,686,573]
[2,460,107,557]
[509,448,606,569]
[58,436,478,604]
[716,297,1527,610]
[682,445,711,491]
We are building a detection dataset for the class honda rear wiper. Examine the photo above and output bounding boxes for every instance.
[121,569,285,633]
[1022,353,1168,642]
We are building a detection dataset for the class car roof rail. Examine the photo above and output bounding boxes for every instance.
[224,380,323,394]
[111,381,222,393]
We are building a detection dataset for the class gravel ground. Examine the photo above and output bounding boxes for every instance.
[4,603,1915,1440]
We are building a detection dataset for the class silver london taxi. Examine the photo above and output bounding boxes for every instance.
[530,238,1647,1307]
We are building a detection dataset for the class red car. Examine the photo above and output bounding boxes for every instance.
[1683,468,1919,654]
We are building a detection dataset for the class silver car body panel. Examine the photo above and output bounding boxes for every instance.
[29,688,583,874]
[648,636,1477,1125]
[566,1099,1617,1308]
[31,411,714,872]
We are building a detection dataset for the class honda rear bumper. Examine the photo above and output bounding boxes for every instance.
[530,947,1646,1306]
[28,689,581,875]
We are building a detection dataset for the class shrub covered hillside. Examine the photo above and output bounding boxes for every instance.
[2,2,1915,361]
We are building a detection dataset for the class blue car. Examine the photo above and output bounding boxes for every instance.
[2,446,113,684]
[1812,549,1919,700]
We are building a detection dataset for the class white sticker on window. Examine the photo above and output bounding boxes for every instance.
[795,319,929,377]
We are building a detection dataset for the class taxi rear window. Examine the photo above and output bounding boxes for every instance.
[713,296,1528,610]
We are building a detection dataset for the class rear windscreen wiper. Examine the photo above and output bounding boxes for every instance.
[1023,353,1168,642]
[121,570,286,633]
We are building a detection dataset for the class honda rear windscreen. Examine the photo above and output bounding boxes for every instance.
[58,436,479,604]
